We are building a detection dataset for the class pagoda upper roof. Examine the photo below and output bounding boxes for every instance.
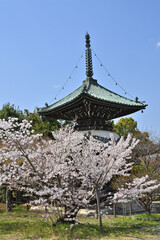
[38,77,147,117]
[38,33,147,123]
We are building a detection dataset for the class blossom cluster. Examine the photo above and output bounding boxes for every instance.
[113,175,160,204]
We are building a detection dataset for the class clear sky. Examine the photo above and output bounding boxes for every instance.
[0,0,160,135]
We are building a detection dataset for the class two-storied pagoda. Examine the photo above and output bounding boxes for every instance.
[38,33,147,138]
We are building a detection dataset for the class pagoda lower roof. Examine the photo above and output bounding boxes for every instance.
[38,78,147,120]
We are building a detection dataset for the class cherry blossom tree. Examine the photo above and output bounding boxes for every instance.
[0,118,138,228]
[113,175,160,215]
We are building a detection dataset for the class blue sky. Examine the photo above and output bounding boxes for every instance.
[0,0,160,135]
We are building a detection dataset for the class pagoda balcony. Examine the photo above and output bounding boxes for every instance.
[75,118,113,131]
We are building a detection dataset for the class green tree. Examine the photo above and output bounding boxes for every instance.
[132,130,150,142]
[26,111,61,138]
[0,103,61,137]
[0,103,24,121]
[113,117,137,137]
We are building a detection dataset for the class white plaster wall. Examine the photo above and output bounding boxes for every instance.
[79,130,119,139]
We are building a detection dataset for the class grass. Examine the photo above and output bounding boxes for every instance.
[0,204,53,240]
[0,204,160,239]
[134,213,160,220]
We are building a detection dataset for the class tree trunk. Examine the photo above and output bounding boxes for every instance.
[6,187,12,212]
[55,206,79,224]
[26,196,30,211]
[144,203,151,215]
[16,191,22,205]
[95,204,98,219]
[113,203,116,218]
[122,203,124,216]
[27,204,30,211]
[96,186,103,234]
[129,202,132,215]
[143,194,152,215]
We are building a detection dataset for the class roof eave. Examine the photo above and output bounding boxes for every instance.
[38,92,147,118]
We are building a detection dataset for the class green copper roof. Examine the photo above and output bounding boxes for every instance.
[39,78,146,114]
